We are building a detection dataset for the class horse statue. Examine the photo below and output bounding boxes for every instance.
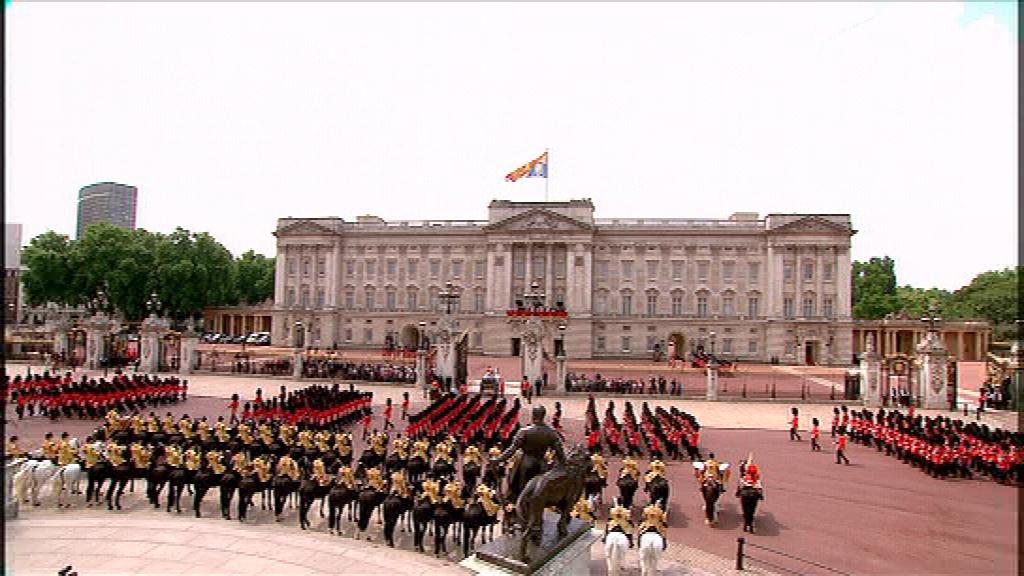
[512,444,590,560]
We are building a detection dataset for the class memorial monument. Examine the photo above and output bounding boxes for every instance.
[475,405,595,574]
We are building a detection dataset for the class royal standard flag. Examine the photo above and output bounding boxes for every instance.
[505,151,548,182]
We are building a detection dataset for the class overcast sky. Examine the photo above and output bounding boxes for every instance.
[6,2,1017,291]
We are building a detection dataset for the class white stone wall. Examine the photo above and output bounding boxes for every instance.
[268,205,855,364]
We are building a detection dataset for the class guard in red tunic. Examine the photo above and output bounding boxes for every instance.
[811,418,822,452]
[383,398,395,431]
[362,409,373,441]
[587,426,602,455]
[831,407,840,438]
[834,431,850,465]
[789,408,802,441]
[401,392,410,421]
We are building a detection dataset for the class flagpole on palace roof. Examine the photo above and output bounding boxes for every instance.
[544,148,550,202]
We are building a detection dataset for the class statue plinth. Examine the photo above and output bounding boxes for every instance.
[473,512,593,575]
[706,363,719,401]
[916,332,949,410]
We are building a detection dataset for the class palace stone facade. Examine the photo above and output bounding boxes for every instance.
[270,200,855,365]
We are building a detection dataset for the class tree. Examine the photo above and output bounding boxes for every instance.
[21,231,76,306]
[851,256,900,319]
[895,286,953,318]
[948,267,1020,340]
[234,250,275,305]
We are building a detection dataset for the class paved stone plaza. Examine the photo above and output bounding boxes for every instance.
[4,363,1018,575]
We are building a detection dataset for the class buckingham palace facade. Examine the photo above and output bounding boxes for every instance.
[270,199,855,365]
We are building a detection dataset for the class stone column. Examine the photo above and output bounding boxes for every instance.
[525,244,533,283]
[917,332,950,410]
[706,361,719,401]
[556,355,566,392]
[545,244,554,306]
[293,351,304,380]
[956,332,964,361]
[416,349,428,397]
[860,333,882,407]
[179,323,199,375]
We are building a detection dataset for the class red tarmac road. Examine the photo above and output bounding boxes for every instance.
[6,393,1017,576]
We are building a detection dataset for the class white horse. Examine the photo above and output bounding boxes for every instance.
[49,463,84,508]
[13,458,58,506]
[604,498,630,576]
[604,531,630,576]
[639,530,665,576]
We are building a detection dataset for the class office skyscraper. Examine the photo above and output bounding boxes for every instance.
[76,182,138,239]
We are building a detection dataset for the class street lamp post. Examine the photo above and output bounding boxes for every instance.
[418,321,427,350]
[556,324,567,358]
[709,331,717,357]
[439,281,460,315]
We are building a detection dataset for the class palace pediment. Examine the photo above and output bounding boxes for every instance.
[274,220,339,237]
[484,208,593,233]
[770,216,853,235]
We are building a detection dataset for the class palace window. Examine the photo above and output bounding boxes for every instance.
[385,289,397,311]
[317,257,326,277]
[366,259,376,279]
[474,291,485,313]
[346,259,355,277]
[621,336,631,352]
[722,296,734,317]
[406,288,418,310]
[671,293,683,316]
[555,254,566,279]
[784,297,794,319]
[344,328,353,342]
[748,295,759,318]
[621,260,633,280]
[513,258,526,279]
[286,288,295,306]
[407,259,418,277]
[386,259,396,279]
[671,260,684,280]
[365,288,376,310]
[315,287,325,308]
[596,261,609,282]
[646,261,658,280]
[803,262,814,281]
[621,292,633,316]
[697,295,708,318]
[824,263,834,282]
[723,338,733,354]
[364,328,373,344]
[475,260,486,278]
[748,339,758,354]
[784,263,794,282]
[748,262,760,283]
[596,336,606,352]
[300,286,310,307]
[303,258,311,277]
[345,288,354,310]
[697,261,709,282]
[430,259,441,278]
[595,291,608,314]
[287,258,296,276]
[646,293,658,316]
[646,335,657,352]
[823,297,834,319]
[803,296,815,318]
[722,261,735,283]
[452,260,463,278]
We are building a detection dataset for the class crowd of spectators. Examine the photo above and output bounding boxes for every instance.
[566,372,689,396]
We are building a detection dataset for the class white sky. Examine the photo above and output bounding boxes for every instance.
[5,2,1017,291]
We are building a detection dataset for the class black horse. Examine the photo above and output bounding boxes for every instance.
[356,481,387,540]
[382,490,413,547]
[219,468,240,520]
[412,494,435,553]
[646,474,670,513]
[298,478,332,530]
[461,496,499,558]
[191,466,221,518]
[327,481,359,535]
[617,473,639,511]
[84,461,110,507]
[700,476,721,525]
[736,484,764,533]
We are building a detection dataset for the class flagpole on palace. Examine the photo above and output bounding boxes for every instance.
[544,147,550,202]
